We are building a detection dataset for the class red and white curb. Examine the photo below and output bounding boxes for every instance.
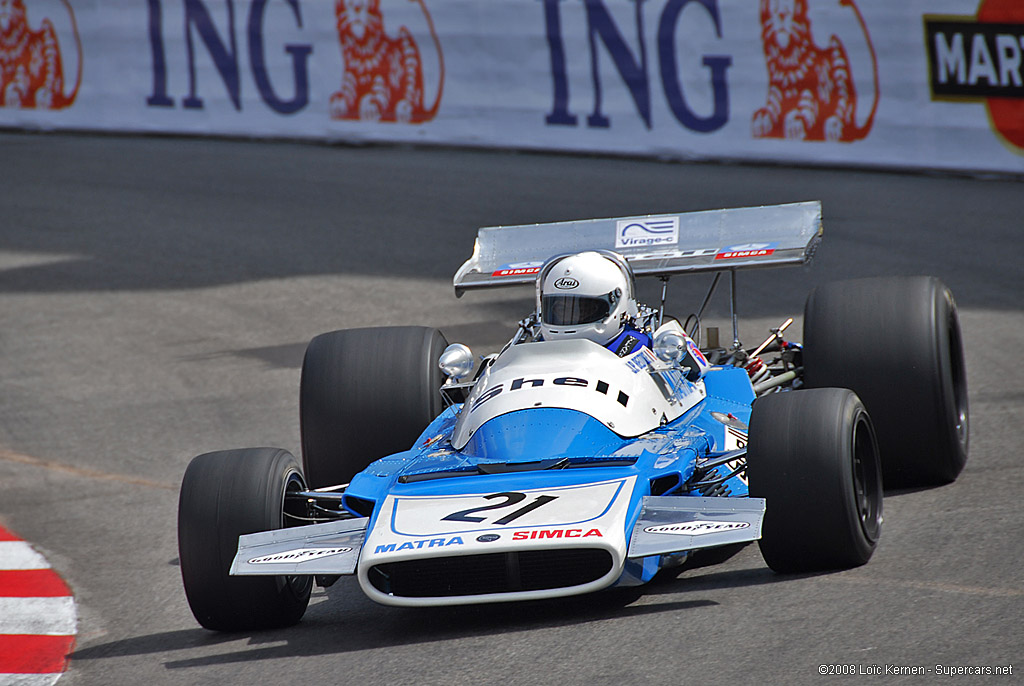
[0,526,76,685]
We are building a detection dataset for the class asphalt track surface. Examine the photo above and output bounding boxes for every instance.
[0,132,1021,685]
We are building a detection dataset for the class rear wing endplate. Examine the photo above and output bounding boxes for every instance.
[453,201,822,295]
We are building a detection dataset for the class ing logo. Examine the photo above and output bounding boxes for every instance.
[752,0,879,142]
[0,0,81,109]
[330,0,444,123]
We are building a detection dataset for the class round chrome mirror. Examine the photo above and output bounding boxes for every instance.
[653,330,686,364]
[439,343,474,379]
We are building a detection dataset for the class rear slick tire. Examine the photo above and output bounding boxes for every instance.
[803,276,969,487]
[300,326,448,489]
[748,388,883,573]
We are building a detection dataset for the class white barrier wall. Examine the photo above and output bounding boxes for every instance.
[2,0,1022,174]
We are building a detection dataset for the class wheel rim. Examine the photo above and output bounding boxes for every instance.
[282,470,308,527]
[280,470,313,598]
[947,310,969,449]
[851,412,882,543]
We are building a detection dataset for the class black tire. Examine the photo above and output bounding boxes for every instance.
[178,448,311,632]
[803,276,969,487]
[748,388,883,573]
[300,326,448,489]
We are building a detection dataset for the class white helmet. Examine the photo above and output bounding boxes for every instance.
[537,251,638,345]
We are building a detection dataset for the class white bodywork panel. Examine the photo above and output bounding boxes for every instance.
[450,340,706,450]
[358,477,637,606]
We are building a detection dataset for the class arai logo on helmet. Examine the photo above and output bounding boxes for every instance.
[615,217,679,248]
[644,521,749,536]
[554,277,579,289]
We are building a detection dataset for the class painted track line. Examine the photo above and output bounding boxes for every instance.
[0,447,173,491]
[0,527,76,686]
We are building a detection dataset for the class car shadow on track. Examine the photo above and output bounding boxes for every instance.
[68,556,819,672]
[69,583,722,670]
[199,321,521,372]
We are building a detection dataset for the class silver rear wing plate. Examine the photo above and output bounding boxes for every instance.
[453,201,822,295]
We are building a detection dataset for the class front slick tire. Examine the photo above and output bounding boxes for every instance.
[178,448,311,632]
[748,389,883,573]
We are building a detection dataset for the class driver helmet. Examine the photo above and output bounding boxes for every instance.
[538,251,638,345]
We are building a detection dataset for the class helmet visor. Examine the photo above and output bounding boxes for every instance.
[542,293,616,326]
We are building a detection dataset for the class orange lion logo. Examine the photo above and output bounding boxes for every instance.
[0,0,81,109]
[752,0,878,142]
[330,0,443,123]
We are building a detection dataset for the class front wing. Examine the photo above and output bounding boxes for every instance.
[230,482,765,606]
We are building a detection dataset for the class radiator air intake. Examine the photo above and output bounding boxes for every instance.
[367,548,613,598]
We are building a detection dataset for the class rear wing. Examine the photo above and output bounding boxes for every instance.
[453,201,822,295]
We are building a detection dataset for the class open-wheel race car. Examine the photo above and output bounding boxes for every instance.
[177,201,969,631]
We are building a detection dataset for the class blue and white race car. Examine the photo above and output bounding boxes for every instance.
[177,201,969,631]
